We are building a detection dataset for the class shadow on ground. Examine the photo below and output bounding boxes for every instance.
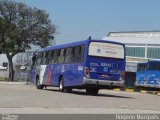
[44,88,134,99]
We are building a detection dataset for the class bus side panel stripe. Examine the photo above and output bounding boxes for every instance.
[47,68,52,85]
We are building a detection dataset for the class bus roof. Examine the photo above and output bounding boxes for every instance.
[41,39,124,52]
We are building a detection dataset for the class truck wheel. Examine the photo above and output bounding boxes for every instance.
[36,76,44,89]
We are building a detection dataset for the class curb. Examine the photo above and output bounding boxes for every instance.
[114,88,135,92]
[148,91,160,96]
[135,90,160,96]
[113,88,160,96]
[113,88,121,91]
[125,88,134,92]
[140,90,147,93]
[147,91,158,94]
[0,82,27,85]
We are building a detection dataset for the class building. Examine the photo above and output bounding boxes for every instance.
[103,31,160,87]
[0,44,40,81]
[0,52,34,81]
[0,54,10,80]
[14,51,34,82]
[0,61,9,81]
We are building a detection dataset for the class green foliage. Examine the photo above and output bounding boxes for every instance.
[0,0,56,55]
[0,0,56,81]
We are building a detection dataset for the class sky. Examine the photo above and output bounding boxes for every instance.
[1,0,160,62]
[10,0,160,45]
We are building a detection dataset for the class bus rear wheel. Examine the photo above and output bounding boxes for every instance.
[64,88,72,93]
[36,76,44,89]
[86,88,99,95]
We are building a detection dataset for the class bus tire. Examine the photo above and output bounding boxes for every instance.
[86,88,99,95]
[64,88,72,93]
[59,77,64,92]
[135,86,141,92]
[36,76,44,89]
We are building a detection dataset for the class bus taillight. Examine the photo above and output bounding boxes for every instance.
[84,67,90,78]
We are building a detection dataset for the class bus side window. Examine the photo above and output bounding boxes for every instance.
[54,49,60,64]
[74,46,80,63]
[58,49,65,63]
[45,51,50,64]
[32,53,37,66]
[70,47,75,63]
[80,45,85,62]
[63,48,66,56]
[48,51,52,64]
[36,53,41,65]
[42,52,47,65]
[137,64,146,72]
[74,45,85,63]
[64,48,71,64]
[40,52,43,65]
[50,51,54,64]
[71,47,75,55]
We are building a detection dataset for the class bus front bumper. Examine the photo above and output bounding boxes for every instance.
[83,78,124,87]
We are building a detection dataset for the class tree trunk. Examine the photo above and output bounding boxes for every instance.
[6,53,14,81]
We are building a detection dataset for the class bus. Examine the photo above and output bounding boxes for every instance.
[32,38,125,95]
[135,60,160,89]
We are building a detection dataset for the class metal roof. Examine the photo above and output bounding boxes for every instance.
[103,31,160,45]
[107,31,160,38]
[103,37,160,45]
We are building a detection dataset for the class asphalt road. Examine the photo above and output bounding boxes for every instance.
[0,83,160,114]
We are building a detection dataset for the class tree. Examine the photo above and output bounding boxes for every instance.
[0,0,56,81]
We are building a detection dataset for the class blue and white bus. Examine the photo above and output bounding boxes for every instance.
[32,38,125,95]
[135,60,160,89]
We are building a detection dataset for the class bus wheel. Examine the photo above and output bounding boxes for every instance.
[135,86,141,92]
[59,77,64,92]
[36,77,44,89]
[64,88,72,93]
[86,88,99,95]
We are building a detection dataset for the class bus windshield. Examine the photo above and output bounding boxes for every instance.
[137,63,147,72]
[88,42,124,59]
[148,61,160,71]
